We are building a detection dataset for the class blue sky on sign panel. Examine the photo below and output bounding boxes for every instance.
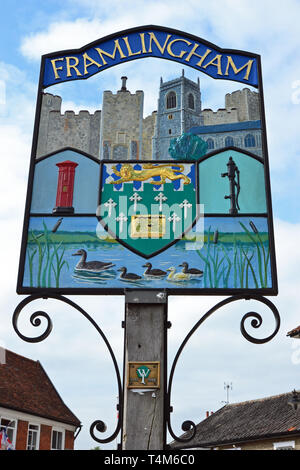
[1,0,300,450]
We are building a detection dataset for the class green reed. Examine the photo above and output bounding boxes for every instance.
[197,227,232,288]
[197,222,270,289]
[28,221,69,288]
[239,221,270,288]
[27,247,37,287]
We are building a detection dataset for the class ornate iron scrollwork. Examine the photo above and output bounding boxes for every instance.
[12,294,123,445]
[166,295,280,445]
[13,293,280,448]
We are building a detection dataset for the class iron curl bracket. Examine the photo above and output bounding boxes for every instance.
[12,294,123,445]
[166,294,280,447]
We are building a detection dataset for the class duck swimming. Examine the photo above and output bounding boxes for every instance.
[118,267,142,282]
[72,249,115,272]
[142,263,167,279]
[179,262,203,278]
[166,267,191,282]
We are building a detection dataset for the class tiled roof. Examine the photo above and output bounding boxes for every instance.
[189,120,261,134]
[287,325,300,338]
[171,391,300,448]
[0,349,80,427]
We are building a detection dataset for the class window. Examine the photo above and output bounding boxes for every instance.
[225,136,234,147]
[51,429,64,450]
[130,140,138,159]
[206,138,214,150]
[113,144,128,160]
[188,93,195,109]
[273,440,295,450]
[0,417,16,448]
[103,140,111,159]
[27,424,39,450]
[244,133,256,147]
[166,91,176,109]
[117,132,126,144]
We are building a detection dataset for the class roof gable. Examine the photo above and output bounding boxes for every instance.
[0,350,80,427]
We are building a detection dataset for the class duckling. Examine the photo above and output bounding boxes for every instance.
[166,267,191,281]
[72,249,115,272]
[142,262,167,279]
[179,262,203,278]
[118,267,142,282]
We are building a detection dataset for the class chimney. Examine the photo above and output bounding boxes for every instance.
[120,76,128,91]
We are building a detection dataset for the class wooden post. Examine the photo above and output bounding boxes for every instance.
[122,290,168,450]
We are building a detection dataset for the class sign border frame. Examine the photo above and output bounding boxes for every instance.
[16,25,278,297]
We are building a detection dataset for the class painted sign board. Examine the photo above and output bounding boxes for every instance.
[127,362,160,389]
[16,25,278,296]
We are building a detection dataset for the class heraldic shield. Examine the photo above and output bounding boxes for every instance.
[97,161,199,259]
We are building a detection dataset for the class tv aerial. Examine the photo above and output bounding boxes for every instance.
[222,382,233,405]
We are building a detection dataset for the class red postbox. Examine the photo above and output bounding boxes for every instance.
[53,160,78,214]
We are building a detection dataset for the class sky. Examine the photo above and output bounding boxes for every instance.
[1,0,300,450]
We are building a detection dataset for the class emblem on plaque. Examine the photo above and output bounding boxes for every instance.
[127,362,160,389]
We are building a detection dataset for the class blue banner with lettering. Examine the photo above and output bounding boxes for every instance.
[42,26,258,88]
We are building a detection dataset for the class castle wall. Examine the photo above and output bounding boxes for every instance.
[225,88,260,121]
[100,89,144,160]
[201,88,260,126]
[36,83,261,164]
[202,108,239,125]
[36,93,101,159]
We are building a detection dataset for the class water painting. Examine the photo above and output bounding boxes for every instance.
[22,215,272,291]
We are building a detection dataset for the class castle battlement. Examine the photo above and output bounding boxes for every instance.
[37,93,101,159]
[202,107,239,125]
[201,88,259,126]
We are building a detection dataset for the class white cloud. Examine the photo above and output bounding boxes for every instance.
[20,17,136,61]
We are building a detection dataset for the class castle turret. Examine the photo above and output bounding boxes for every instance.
[100,77,144,160]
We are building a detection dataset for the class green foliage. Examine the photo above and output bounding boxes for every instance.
[168,132,208,161]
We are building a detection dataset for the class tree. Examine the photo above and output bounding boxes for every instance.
[168,132,208,161]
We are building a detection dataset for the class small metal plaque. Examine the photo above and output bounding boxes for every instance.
[127,361,160,389]
[131,215,166,239]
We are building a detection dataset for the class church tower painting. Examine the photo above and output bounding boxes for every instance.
[152,70,202,160]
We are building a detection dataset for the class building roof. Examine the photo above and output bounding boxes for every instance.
[0,349,81,427]
[171,391,300,449]
[287,325,300,338]
[190,120,261,135]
